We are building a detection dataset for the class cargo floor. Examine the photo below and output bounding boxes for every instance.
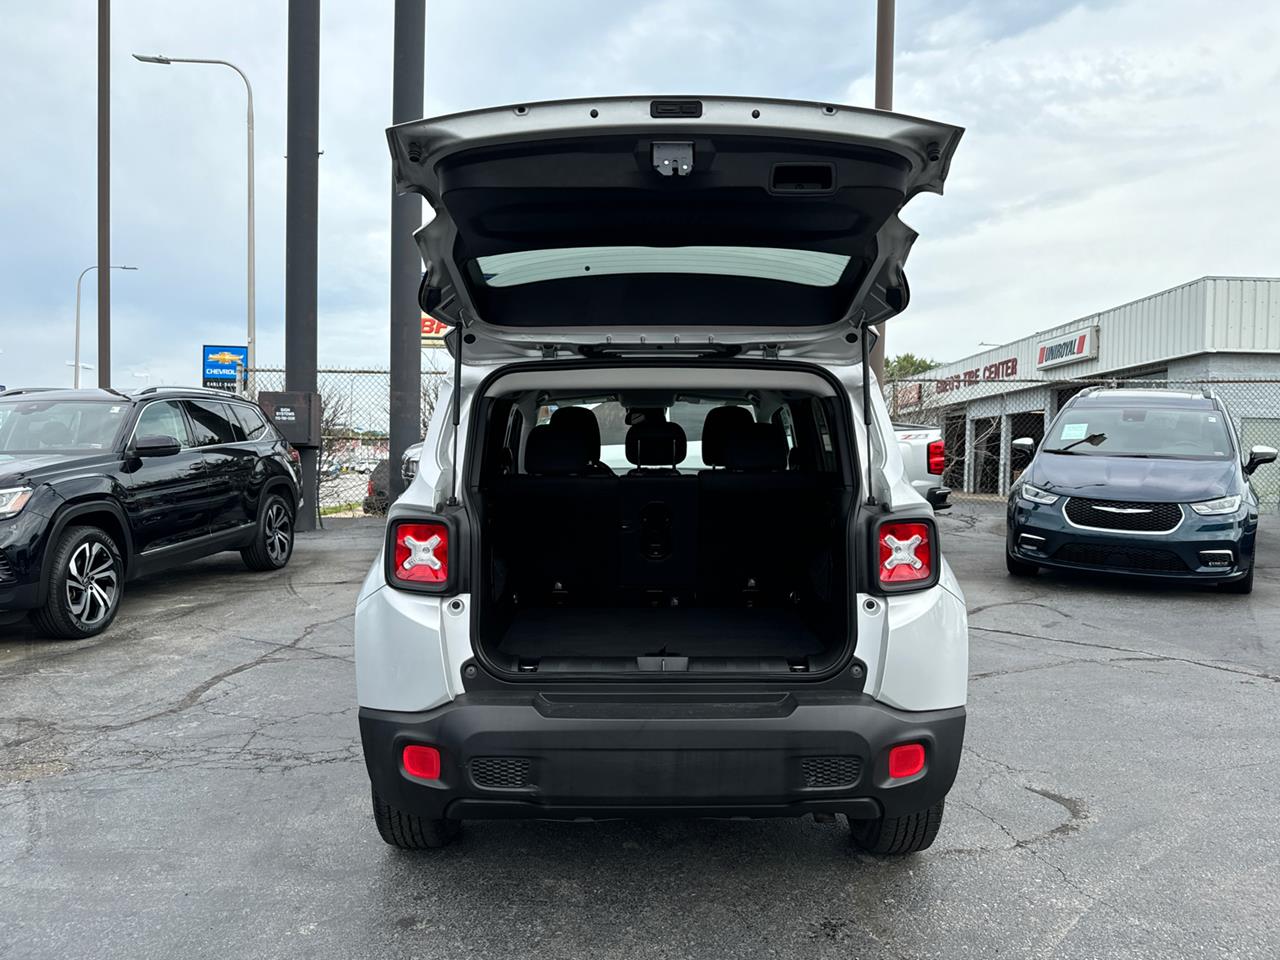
[496,606,824,659]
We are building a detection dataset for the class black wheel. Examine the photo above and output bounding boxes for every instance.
[1006,551,1039,577]
[371,790,460,850]
[850,799,945,855]
[241,493,294,571]
[31,526,125,639]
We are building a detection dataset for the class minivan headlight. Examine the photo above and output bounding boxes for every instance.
[1019,483,1059,505]
[1190,494,1242,516]
[0,487,33,519]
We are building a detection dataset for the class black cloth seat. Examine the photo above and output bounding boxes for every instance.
[493,424,617,602]
[700,405,754,469]
[550,406,614,476]
[698,421,826,601]
[619,418,697,595]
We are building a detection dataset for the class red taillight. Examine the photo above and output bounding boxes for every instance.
[878,520,933,586]
[367,478,375,497]
[927,439,945,476]
[888,742,926,779]
[402,744,441,780]
[288,446,301,465]
[391,521,449,585]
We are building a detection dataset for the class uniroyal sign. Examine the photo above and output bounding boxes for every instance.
[1036,326,1099,370]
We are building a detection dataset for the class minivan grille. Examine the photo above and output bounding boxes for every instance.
[470,757,532,789]
[1054,543,1188,572]
[801,756,862,789]
[1064,498,1182,533]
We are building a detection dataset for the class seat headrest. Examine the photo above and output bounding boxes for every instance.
[625,419,687,467]
[550,406,602,458]
[524,424,590,476]
[700,406,754,466]
[725,422,788,471]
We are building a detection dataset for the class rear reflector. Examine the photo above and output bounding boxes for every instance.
[927,439,945,476]
[877,520,934,587]
[888,742,926,779]
[391,521,449,585]
[403,744,441,780]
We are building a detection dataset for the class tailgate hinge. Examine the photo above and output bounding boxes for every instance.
[762,343,781,360]
[652,141,693,177]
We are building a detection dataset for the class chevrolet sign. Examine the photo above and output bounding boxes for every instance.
[1036,326,1099,370]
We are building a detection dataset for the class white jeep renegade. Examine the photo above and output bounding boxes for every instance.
[355,96,969,855]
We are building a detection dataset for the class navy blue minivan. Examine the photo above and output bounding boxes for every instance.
[1006,388,1276,593]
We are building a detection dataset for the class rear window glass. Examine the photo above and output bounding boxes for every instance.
[538,401,753,472]
[475,246,850,288]
[231,403,272,441]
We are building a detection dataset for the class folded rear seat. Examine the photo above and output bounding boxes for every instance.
[699,421,824,602]
[495,423,618,602]
[618,419,697,598]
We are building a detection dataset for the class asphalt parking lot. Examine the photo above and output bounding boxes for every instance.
[2,500,1277,960]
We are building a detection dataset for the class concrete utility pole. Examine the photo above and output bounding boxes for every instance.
[286,0,321,530]
[132,54,256,390]
[870,0,895,384]
[388,0,426,500]
[97,0,111,388]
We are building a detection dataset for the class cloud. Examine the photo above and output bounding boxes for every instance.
[1,0,1277,390]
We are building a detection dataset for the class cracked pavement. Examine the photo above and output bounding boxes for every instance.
[2,506,1278,959]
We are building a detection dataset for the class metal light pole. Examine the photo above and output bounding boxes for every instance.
[75,264,136,388]
[132,53,255,388]
[870,0,895,383]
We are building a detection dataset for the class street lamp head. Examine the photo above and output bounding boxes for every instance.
[132,53,172,65]
[119,265,139,271]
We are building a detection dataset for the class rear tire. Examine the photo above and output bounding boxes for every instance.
[850,799,945,855]
[31,525,125,640]
[241,493,294,571]
[371,790,460,850]
[1006,551,1039,577]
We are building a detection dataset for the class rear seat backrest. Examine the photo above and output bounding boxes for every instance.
[699,421,825,601]
[619,418,697,595]
[493,423,617,602]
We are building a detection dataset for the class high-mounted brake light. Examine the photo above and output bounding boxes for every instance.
[391,521,450,586]
[876,519,935,589]
[927,439,945,476]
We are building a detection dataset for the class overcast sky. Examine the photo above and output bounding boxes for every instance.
[2,0,1278,388]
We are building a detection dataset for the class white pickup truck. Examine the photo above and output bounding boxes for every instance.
[894,423,951,510]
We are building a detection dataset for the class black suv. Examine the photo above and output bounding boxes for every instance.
[0,387,302,638]
[1007,387,1277,593]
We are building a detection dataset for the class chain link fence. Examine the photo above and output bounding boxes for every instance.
[884,376,1280,511]
[227,369,1279,514]
[241,368,445,515]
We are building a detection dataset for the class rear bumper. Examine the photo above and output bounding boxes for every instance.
[359,694,965,822]
[1008,498,1256,581]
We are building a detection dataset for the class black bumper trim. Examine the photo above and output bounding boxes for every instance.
[360,694,965,822]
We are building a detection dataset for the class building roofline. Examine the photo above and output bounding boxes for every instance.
[931,275,1280,373]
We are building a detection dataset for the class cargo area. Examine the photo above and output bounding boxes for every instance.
[468,366,857,676]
